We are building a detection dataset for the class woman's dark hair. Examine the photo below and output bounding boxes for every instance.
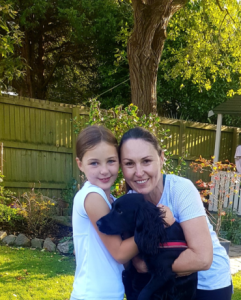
[118,127,162,192]
[76,125,118,161]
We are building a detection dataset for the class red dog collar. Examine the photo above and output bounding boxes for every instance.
[159,242,188,249]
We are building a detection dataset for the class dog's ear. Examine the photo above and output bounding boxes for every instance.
[134,202,167,255]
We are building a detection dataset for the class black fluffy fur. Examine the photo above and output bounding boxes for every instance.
[97,193,197,300]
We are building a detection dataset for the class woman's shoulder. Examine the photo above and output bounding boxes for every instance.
[166,174,193,186]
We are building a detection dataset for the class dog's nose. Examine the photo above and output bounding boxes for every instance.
[96,220,102,228]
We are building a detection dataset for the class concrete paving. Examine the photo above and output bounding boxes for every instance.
[229,244,241,275]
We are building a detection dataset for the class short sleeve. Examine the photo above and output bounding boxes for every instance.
[171,178,206,223]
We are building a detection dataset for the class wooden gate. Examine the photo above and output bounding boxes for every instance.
[208,171,241,215]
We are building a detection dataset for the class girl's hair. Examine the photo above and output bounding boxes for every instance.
[76,125,118,161]
[118,127,162,192]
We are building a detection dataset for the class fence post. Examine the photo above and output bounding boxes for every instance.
[178,121,186,159]
[231,128,239,163]
[0,143,3,175]
[72,106,80,183]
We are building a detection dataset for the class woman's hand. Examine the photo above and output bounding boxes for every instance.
[157,204,175,226]
[132,255,148,273]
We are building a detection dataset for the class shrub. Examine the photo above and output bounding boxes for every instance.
[220,209,241,245]
[13,189,56,237]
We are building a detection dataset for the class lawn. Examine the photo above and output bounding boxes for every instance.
[0,244,240,300]
[0,245,75,300]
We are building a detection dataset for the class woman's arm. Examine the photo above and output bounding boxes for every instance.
[172,216,213,274]
[84,192,139,264]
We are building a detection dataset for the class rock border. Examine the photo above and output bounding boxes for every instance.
[0,231,73,254]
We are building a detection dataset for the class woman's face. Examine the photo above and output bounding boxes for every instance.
[120,138,164,195]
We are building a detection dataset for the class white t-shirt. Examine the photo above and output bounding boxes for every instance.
[71,181,124,300]
[129,174,232,290]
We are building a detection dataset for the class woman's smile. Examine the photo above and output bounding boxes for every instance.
[121,138,164,197]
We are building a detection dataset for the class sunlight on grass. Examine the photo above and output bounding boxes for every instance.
[0,245,75,300]
[232,271,241,300]
[1,244,241,300]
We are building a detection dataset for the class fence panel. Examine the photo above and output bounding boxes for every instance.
[0,95,88,198]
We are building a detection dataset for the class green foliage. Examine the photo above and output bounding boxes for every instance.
[73,99,187,196]
[61,178,78,206]
[13,189,56,237]
[0,0,25,89]
[162,0,241,98]
[0,203,23,226]
[220,209,241,245]
[0,171,21,226]
[0,171,15,205]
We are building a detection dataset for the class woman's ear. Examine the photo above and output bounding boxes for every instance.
[159,151,164,170]
[76,157,83,172]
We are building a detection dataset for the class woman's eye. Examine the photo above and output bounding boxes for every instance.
[143,159,151,164]
[125,161,133,166]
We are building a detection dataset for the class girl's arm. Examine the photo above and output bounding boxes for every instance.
[84,192,139,264]
[172,216,213,275]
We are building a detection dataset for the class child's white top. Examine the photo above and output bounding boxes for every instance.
[71,181,124,300]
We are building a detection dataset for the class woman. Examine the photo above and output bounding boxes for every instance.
[119,127,232,300]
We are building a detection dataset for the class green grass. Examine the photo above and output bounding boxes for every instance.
[0,244,241,300]
[0,245,75,300]
[232,272,241,299]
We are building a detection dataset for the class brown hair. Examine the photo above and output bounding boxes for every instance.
[118,127,162,192]
[76,125,118,161]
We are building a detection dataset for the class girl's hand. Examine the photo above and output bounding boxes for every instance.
[132,255,148,273]
[157,204,175,226]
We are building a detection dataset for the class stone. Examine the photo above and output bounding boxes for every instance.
[2,235,16,246]
[0,231,7,240]
[31,238,44,249]
[43,238,56,252]
[57,240,73,254]
[14,234,31,247]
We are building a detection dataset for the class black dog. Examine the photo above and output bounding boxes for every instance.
[97,193,197,300]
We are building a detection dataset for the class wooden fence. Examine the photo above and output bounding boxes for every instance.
[0,95,88,198]
[1,94,241,198]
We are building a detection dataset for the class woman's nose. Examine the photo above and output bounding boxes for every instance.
[135,165,144,177]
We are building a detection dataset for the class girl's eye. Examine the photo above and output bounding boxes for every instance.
[108,159,116,164]
[90,162,98,166]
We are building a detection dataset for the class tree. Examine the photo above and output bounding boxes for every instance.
[127,0,187,115]
[0,0,25,90]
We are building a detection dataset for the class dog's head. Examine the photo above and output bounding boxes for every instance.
[97,193,144,235]
[97,193,167,254]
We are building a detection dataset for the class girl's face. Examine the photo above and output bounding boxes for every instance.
[120,139,164,195]
[76,141,119,195]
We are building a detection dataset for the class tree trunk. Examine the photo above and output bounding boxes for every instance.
[128,0,187,115]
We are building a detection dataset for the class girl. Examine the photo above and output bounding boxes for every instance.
[70,125,139,300]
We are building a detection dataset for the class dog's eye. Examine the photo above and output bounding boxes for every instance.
[116,207,122,214]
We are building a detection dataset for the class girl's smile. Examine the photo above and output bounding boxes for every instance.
[76,141,119,196]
